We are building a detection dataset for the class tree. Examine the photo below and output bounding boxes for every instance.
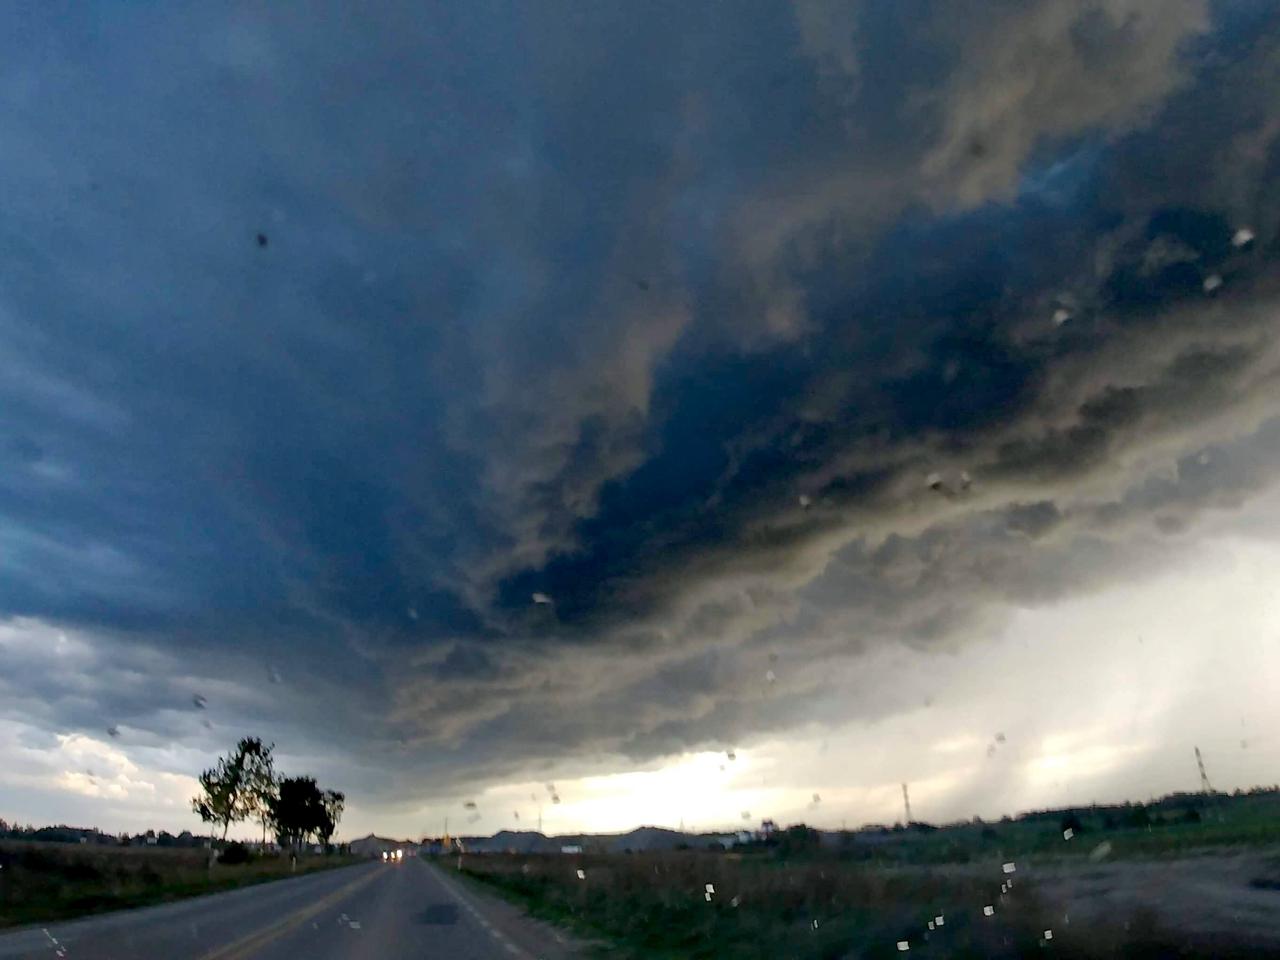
[777,824,822,857]
[319,790,345,848]
[191,737,267,843]
[240,739,279,845]
[268,776,327,851]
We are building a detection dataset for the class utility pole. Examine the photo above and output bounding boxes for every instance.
[902,783,913,825]
[1195,746,1213,794]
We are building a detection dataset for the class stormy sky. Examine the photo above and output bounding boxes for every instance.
[3,0,1280,839]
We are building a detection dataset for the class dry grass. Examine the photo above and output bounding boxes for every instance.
[454,850,1245,959]
[0,840,358,929]
[458,851,1049,959]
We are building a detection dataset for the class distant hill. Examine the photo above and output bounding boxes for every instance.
[458,831,558,853]
[606,826,698,852]
[454,825,742,854]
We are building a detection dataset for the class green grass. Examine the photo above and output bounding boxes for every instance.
[454,851,1103,959]
[451,794,1280,959]
[824,790,1280,866]
[0,841,361,929]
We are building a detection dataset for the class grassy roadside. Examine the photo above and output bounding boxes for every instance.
[450,849,1280,959]
[452,852,1073,959]
[0,841,362,929]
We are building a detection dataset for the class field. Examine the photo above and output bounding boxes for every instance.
[454,791,1280,958]
[0,841,359,929]
[822,790,1280,867]
[457,849,1280,958]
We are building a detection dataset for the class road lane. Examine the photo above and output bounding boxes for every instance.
[239,857,579,960]
[0,862,379,960]
[0,858,581,960]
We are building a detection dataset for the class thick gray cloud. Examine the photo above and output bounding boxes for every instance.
[3,0,1280,819]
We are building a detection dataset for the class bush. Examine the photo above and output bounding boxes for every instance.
[1122,805,1151,829]
[218,842,252,865]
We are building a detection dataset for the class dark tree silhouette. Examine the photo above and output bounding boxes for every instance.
[268,776,327,851]
[320,790,345,847]
[191,738,262,842]
[241,739,279,844]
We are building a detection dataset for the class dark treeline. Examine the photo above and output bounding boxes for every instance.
[0,822,210,847]
[191,736,345,854]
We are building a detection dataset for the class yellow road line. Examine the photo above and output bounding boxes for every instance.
[197,865,384,960]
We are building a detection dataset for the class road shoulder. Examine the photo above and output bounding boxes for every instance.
[422,858,592,959]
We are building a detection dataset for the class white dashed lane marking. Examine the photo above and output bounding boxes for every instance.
[428,864,534,959]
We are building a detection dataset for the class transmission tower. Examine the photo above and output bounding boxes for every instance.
[1194,746,1213,793]
[902,783,913,825]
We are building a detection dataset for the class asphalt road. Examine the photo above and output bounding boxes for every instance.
[0,858,581,960]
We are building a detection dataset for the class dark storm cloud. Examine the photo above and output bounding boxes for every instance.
[3,0,1280,804]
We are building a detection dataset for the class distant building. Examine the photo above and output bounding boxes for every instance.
[349,834,406,858]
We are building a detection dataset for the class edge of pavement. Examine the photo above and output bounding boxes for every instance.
[421,857,597,959]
